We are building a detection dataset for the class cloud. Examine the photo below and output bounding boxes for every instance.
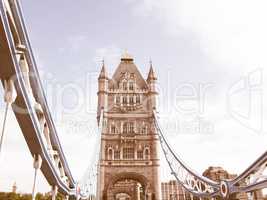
[130,0,267,71]
[93,45,122,75]
[66,35,89,52]
[124,0,267,175]
[56,114,99,180]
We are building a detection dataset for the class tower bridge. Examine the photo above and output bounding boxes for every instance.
[96,53,160,200]
[0,0,267,200]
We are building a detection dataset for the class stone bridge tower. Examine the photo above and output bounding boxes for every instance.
[97,53,160,200]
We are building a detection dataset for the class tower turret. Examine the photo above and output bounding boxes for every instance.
[97,60,108,122]
[147,60,158,110]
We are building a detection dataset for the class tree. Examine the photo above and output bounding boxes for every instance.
[0,192,64,200]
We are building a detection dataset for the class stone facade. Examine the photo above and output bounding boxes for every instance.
[202,166,236,181]
[161,180,191,200]
[97,53,160,200]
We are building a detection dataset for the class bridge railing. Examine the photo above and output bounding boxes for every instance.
[153,111,221,198]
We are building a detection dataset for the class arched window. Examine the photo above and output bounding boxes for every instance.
[141,123,147,134]
[137,150,143,159]
[107,148,113,160]
[123,147,134,160]
[114,150,120,160]
[136,95,140,104]
[123,96,127,104]
[103,119,107,128]
[129,122,134,133]
[144,148,150,160]
[142,127,146,134]
[129,82,134,90]
[116,96,120,104]
[123,123,128,133]
[111,125,116,134]
[123,82,127,90]
[129,96,134,104]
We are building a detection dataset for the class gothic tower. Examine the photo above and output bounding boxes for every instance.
[97,53,160,200]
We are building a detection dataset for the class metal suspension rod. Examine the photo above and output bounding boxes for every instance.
[0,103,10,156]
[32,166,38,200]
[0,79,17,157]
[32,154,42,200]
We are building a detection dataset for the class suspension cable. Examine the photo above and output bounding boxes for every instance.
[153,110,220,198]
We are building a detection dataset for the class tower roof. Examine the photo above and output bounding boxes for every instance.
[110,54,147,89]
[147,61,157,81]
[98,60,108,79]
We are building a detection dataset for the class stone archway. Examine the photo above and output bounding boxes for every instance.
[110,180,142,200]
[115,192,131,200]
[103,172,152,200]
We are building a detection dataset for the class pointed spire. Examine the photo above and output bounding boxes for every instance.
[98,59,108,79]
[147,59,157,81]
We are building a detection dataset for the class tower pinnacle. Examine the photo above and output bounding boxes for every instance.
[147,60,157,81]
[121,50,133,61]
[98,60,108,79]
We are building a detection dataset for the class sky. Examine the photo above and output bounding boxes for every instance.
[1,0,267,194]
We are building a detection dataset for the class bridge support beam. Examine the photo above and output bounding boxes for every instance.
[51,185,58,200]
[0,79,17,157]
[32,154,42,200]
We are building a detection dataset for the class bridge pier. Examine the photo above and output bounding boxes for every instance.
[32,154,42,200]
[51,185,58,200]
